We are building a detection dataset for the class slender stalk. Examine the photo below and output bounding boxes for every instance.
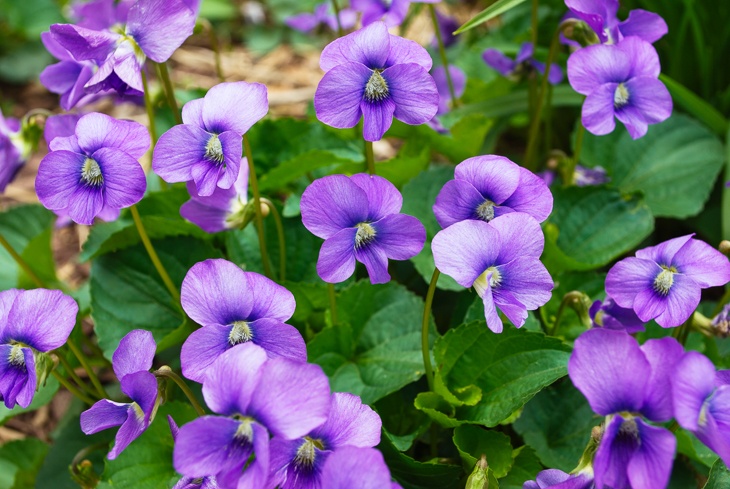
[0,232,45,288]
[331,0,344,37]
[365,140,376,176]
[140,68,157,144]
[422,269,440,391]
[56,351,99,398]
[261,198,286,283]
[429,5,458,109]
[67,339,107,399]
[243,134,273,280]
[154,367,205,416]
[79,334,112,369]
[52,370,95,405]
[564,120,586,187]
[550,298,568,336]
[130,205,180,302]
[201,19,225,83]
[71,443,108,474]
[155,62,182,125]
[544,84,554,154]
[328,283,338,325]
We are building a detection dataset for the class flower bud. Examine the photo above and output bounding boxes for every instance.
[711,305,730,338]
[719,240,730,256]
[69,459,100,489]
[465,455,489,489]
[560,18,601,47]
[34,350,55,390]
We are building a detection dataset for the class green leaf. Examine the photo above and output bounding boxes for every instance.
[414,391,462,428]
[581,114,725,219]
[307,281,437,404]
[455,0,529,33]
[434,321,572,427]
[513,378,600,472]
[723,123,730,241]
[374,387,431,452]
[704,459,730,488]
[0,205,57,289]
[379,430,463,489]
[676,429,719,468]
[90,236,222,359]
[498,446,543,489]
[0,376,59,425]
[542,272,606,337]
[543,187,654,271]
[659,74,729,136]
[97,402,197,489]
[258,150,354,192]
[0,438,48,489]
[453,425,515,477]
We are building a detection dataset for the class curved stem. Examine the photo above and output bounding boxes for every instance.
[243,134,273,280]
[328,283,338,325]
[422,268,440,391]
[154,367,205,416]
[55,350,99,398]
[155,62,182,125]
[140,68,157,144]
[52,370,95,405]
[331,0,344,37]
[261,198,286,283]
[71,443,108,473]
[365,140,376,175]
[429,5,458,108]
[0,231,45,288]
[130,205,180,302]
[67,339,108,399]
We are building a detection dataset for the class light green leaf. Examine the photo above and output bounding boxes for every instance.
[453,425,515,477]
[676,429,719,468]
[0,437,48,489]
[498,446,543,489]
[0,204,57,289]
[258,150,354,192]
[0,376,58,425]
[455,0,529,33]
[704,459,730,488]
[415,391,462,428]
[659,74,728,136]
[333,140,432,189]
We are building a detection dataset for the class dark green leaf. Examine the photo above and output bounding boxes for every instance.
[0,438,48,489]
[452,425,515,477]
[455,0,529,33]
[0,376,58,425]
[704,459,730,488]
[375,387,430,452]
[0,205,57,289]
[498,446,543,489]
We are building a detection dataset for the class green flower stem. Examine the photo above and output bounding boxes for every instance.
[429,4,458,109]
[79,334,112,369]
[331,0,344,37]
[261,198,286,283]
[55,350,99,398]
[154,367,205,416]
[140,68,157,144]
[328,283,338,325]
[52,370,95,405]
[0,231,46,289]
[365,140,376,175]
[155,62,182,125]
[130,205,181,303]
[67,338,108,399]
[200,19,225,83]
[567,120,586,186]
[243,134,274,280]
[422,268,440,391]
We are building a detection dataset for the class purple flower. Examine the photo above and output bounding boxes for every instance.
[285,2,357,33]
[573,165,610,186]
[50,0,196,96]
[168,416,219,489]
[39,32,101,111]
[173,343,331,489]
[672,351,730,466]
[320,446,402,489]
[81,330,160,460]
[433,65,466,116]
[300,174,426,284]
[70,0,134,30]
[606,234,730,328]
[350,0,408,27]
[315,21,438,142]
[524,469,594,489]
[432,9,459,49]
[0,289,78,409]
[567,36,672,139]
[153,81,268,196]
[483,42,563,85]
[0,112,29,192]
[44,114,81,151]
[181,158,248,233]
[432,213,553,333]
[589,296,644,333]
[269,392,382,489]
[433,155,553,229]
[35,112,148,225]
[711,304,730,338]
[564,0,668,46]
[179,259,306,383]
[569,329,683,489]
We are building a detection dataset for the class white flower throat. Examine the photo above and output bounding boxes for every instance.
[365,70,389,102]
[205,134,225,164]
[81,158,104,186]
[476,200,496,222]
[8,345,25,367]
[355,222,376,249]
[653,266,676,296]
[294,437,325,469]
[614,83,630,108]
[228,321,253,346]
[473,267,502,298]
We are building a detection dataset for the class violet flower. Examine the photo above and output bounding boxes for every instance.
[153,81,268,196]
[483,42,563,85]
[315,21,439,142]
[43,114,81,151]
[432,213,553,333]
[427,65,466,133]
[0,289,78,409]
[173,343,331,488]
[432,9,459,49]
[81,330,161,460]
[268,392,382,489]
[70,0,134,30]
[39,32,100,111]
[36,112,148,225]
[285,2,357,34]
[50,0,196,97]
[350,0,440,28]
[320,446,402,489]
[0,112,29,193]
[569,329,683,489]
[606,234,730,328]
[524,469,594,489]
[672,351,730,466]
[433,155,553,229]
[181,158,248,233]
[589,296,644,333]
[711,304,730,338]
[564,0,668,46]
[573,165,610,186]
[300,174,426,284]
[179,259,306,383]
[168,416,218,489]
[567,36,672,139]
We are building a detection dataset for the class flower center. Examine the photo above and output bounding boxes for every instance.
[205,134,225,164]
[473,267,501,298]
[81,158,104,186]
[355,222,376,249]
[234,418,254,442]
[228,321,253,346]
[365,70,389,103]
[593,310,605,327]
[653,266,676,296]
[8,345,25,367]
[293,437,325,470]
[132,402,146,422]
[476,200,496,222]
[614,83,630,108]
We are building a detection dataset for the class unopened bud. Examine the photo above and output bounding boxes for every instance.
[560,19,600,47]
[260,202,270,218]
[69,459,100,489]
[591,425,602,441]
[34,351,55,390]
[711,305,730,338]
[719,240,730,256]
[465,455,489,489]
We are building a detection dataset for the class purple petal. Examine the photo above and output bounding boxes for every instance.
[653,273,701,328]
[35,150,86,211]
[372,214,426,261]
[489,212,544,263]
[615,36,660,79]
[624,76,672,129]
[454,156,521,206]
[109,372,158,459]
[180,199,230,234]
[432,220,500,288]
[635,234,693,265]
[0,346,35,409]
[152,124,208,184]
[2,289,78,352]
[355,242,391,284]
[672,351,716,432]
[385,35,433,70]
[432,65,466,114]
[361,98,396,142]
[569,329,649,415]
[639,337,684,422]
[494,288,528,330]
[237,422,271,488]
[497,256,553,310]
[301,175,369,239]
[39,61,81,95]
[126,0,196,63]
[693,408,730,469]
[75,112,150,159]
[482,49,516,77]
[113,329,156,380]
[173,415,244,477]
[567,44,630,95]
[180,324,230,383]
[600,296,645,333]
[80,399,130,434]
[478,274,504,333]
[50,135,82,153]
[535,469,570,486]
[320,446,393,489]
[500,167,554,223]
[44,114,80,150]
[350,173,403,221]
[285,12,318,33]
[565,0,618,43]
[384,63,439,126]
[530,59,564,85]
[593,414,635,489]
[516,42,534,64]
[581,83,618,136]
[381,0,409,27]
[311,392,381,449]
[317,228,358,283]
[615,103,649,139]
[181,98,204,126]
[41,30,71,60]
[49,23,120,62]
[61,63,96,111]
[93,147,147,210]
[315,63,369,131]
[67,183,105,225]
[627,420,675,489]
[250,318,307,363]
[168,415,180,441]
[352,1,386,28]
[319,21,390,72]
[605,257,657,309]
[202,342,267,416]
[671,235,730,288]
[618,10,668,43]
[433,179,485,229]
[201,82,268,135]
[209,131,242,192]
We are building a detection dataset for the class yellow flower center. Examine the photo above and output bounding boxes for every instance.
[355,222,376,249]
[81,158,104,186]
[365,70,389,102]
[228,321,253,346]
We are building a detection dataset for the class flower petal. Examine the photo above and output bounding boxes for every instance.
[385,35,432,70]
[120,370,158,417]
[639,337,684,422]
[593,414,635,489]
[454,156,521,205]
[108,405,148,459]
[49,23,120,62]
[80,399,130,434]
[312,392,381,449]
[202,342,268,416]
[3,289,78,352]
[615,36,660,79]
[355,241,391,284]
[39,61,81,95]
[201,82,268,135]
[180,324,230,383]
[67,184,105,225]
[653,273,701,328]
[320,446,393,489]
[361,98,396,142]
[173,415,243,477]
[501,167,554,222]
[627,420,675,489]
[181,97,204,127]
[581,83,618,136]
[567,44,630,95]
[626,76,672,128]
[432,220,500,288]
[317,227,358,283]
[372,214,426,261]
[384,64,439,126]
[671,236,730,288]
[44,114,80,149]
[93,147,146,210]
[672,351,716,432]
[489,212,544,263]
[635,234,693,265]
[36,150,86,211]
[320,21,390,72]
[350,173,403,220]
[301,174,369,239]
[315,63,369,131]
[494,289,528,329]
[482,49,516,77]
[605,257,657,308]
[75,112,150,159]
[497,257,553,310]
[125,0,196,63]
[113,329,156,380]
[153,124,209,184]
[249,318,307,363]
[615,104,648,140]
[211,131,243,191]
[433,179,485,229]
[618,10,668,43]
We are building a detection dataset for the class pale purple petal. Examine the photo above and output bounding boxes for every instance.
[615,36,660,79]
[565,0,618,43]
[618,10,668,43]
[173,415,243,477]
[381,0,410,27]
[433,179,485,229]
[180,200,230,234]
[372,214,426,261]
[311,392,381,449]
[208,131,242,192]
[653,273,701,328]
[319,21,390,72]
[93,147,146,210]
[126,0,196,63]
[627,420,675,489]
[49,23,120,62]
[536,469,570,486]
[315,63,369,130]
[0,346,35,409]
[39,61,80,95]
[600,296,645,333]
[581,83,618,136]
[489,212,544,263]
[567,44,630,95]
[353,1,386,28]
[80,399,130,434]
[432,65,466,114]
[624,77,672,128]
[3,289,78,352]
[202,343,267,416]
[355,242,391,284]
[635,234,693,265]
[49,135,82,153]
[361,98,396,142]
[385,35,433,70]
[350,173,403,221]
[301,175,369,239]
[113,329,155,380]
[75,112,150,159]
[67,183,105,225]
[639,337,683,422]
[432,220,500,288]
[237,422,270,488]
[180,324,230,383]
[35,151,87,211]
[497,257,553,310]
[593,414,634,489]
[182,98,204,127]
[285,12,318,33]
[494,287,528,330]
[61,63,96,111]
[168,415,180,441]
[479,275,503,333]
[44,114,80,150]
[317,228,358,283]
[672,351,716,432]
[530,59,564,85]
[482,49,516,77]
[605,257,656,308]
[152,124,209,184]
[671,235,730,288]
[320,446,393,489]
[41,30,71,60]
[615,104,648,140]
[500,167,554,222]
[248,318,307,363]
[384,64,439,126]
[455,156,521,205]
[109,371,158,459]
[201,82,268,135]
